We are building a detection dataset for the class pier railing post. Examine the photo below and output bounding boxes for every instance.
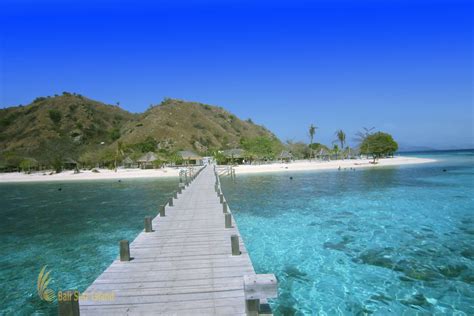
[243,274,278,316]
[144,216,152,232]
[58,289,80,316]
[231,234,240,255]
[120,240,130,261]
[219,193,224,204]
[160,205,165,217]
[225,213,232,228]
[173,191,178,199]
[168,197,174,207]
[223,201,228,213]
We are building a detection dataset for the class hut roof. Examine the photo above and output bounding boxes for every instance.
[178,150,202,160]
[222,148,245,158]
[123,157,134,164]
[63,158,78,164]
[137,152,158,163]
[279,151,293,159]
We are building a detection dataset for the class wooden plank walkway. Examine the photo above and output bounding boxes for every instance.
[78,165,272,315]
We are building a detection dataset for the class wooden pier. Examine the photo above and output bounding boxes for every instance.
[70,165,277,315]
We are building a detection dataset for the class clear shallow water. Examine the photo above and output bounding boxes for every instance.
[222,150,474,315]
[0,178,178,315]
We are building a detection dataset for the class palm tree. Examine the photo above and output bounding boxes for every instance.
[334,129,346,150]
[114,141,124,172]
[308,124,317,160]
[333,144,339,160]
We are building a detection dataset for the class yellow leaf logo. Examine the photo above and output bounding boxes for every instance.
[37,266,56,302]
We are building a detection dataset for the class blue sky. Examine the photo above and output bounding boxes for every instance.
[1,0,472,149]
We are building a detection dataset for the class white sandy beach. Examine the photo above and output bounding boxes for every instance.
[0,156,435,183]
[0,167,182,183]
[225,156,436,175]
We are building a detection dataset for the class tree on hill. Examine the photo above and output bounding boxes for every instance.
[360,132,398,162]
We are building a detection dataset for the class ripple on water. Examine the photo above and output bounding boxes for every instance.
[222,152,474,314]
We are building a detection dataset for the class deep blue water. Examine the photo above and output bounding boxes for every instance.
[221,150,474,315]
[0,178,178,315]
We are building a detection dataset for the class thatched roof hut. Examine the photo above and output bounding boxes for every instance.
[123,157,134,164]
[221,148,245,164]
[122,156,135,168]
[137,152,158,163]
[63,158,78,170]
[178,150,202,165]
[279,151,293,162]
[178,150,201,160]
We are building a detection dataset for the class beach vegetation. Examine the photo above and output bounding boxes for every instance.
[241,136,282,161]
[308,124,317,159]
[334,130,346,149]
[332,144,340,160]
[360,132,398,162]
[19,158,38,173]
[285,141,310,159]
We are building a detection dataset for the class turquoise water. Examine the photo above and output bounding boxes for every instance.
[0,178,178,315]
[222,150,474,315]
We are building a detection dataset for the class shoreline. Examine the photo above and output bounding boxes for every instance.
[225,156,437,175]
[0,168,181,183]
[0,156,436,183]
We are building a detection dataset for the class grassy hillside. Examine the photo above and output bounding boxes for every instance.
[0,93,279,170]
[121,98,276,152]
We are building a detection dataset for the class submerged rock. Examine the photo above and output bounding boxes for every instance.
[403,267,439,282]
[282,265,310,283]
[437,264,468,278]
[355,248,395,270]
[461,273,474,284]
[400,293,433,308]
[324,235,354,251]
[369,293,393,305]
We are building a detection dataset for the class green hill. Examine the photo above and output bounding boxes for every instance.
[121,98,276,152]
[0,93,279,170]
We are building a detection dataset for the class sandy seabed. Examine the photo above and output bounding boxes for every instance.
[0,156,436,183]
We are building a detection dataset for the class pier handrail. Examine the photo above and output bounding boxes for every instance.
[61,163,277,315]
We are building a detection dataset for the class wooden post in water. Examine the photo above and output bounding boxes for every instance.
[58,290,79,316]
[231,234,240,255]
[225,213,232,228]
[120,240,130,261]
[168,197,174,207]
[223,201,228,213]
[144,216,152,232]
[160,205,165,217]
